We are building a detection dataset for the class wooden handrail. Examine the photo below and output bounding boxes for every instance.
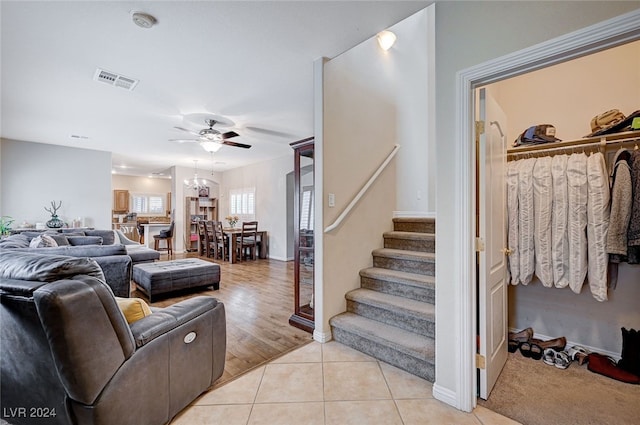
[324,144,400,233]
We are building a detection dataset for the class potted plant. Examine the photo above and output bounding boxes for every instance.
[0,216,14,236]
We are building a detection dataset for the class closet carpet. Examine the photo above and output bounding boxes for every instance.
[478,351,640,425]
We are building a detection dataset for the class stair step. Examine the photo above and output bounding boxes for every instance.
[330,312,435,382]
[372,248,435,276]
[360,267,435,303]
[346,288,435,338]
[383,231,435,253]
[392,217,435,233]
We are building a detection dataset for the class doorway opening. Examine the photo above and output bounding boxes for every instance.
[453,8,640,413]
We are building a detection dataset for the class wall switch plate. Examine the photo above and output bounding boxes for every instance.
[328,193,335,207]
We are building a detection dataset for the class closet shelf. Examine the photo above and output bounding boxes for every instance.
[507,130,640,161]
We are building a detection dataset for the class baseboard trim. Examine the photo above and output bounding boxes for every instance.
[313,329,332,343]
[393,211,436,219]
[432,383,461,410]
[268,255,292,262]
[509,327,621,361]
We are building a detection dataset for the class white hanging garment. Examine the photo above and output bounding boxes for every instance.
[586,152,610,302]
[518,157,536,285]
[533,156,553,287]
[551,154,569,288]
[567,153,588,294]
[506,160,521,285]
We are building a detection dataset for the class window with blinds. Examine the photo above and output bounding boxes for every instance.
[131,193,165,215]
[300,187,314,231]
[229,187,256,222]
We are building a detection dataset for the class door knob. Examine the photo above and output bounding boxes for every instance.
[501,248,512,256]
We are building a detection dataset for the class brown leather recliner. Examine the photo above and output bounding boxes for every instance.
[0,251,226,425]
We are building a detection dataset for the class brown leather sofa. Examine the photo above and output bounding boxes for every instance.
[0,251,226,425]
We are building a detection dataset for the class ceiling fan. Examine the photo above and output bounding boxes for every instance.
[170,119,251,152]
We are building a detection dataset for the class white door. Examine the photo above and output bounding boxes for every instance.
[477,87,508,399]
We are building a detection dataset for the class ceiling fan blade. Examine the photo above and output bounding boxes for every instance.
[168,138,198,143]
[221,131,239,139]
[222,140,251,149]
[173,126,201,136]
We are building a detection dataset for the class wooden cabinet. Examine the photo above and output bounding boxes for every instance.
[185,197,217,252]
[113,190,129,212]
[289,137,315,333]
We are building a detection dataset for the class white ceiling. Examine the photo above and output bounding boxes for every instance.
[1,0,430,176]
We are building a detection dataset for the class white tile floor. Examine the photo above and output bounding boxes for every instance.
[171,341,520,425]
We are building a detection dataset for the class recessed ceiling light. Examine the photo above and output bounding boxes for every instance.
[131,11,157,29]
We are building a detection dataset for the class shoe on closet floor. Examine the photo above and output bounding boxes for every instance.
[566,345,590,365]
[588,353,640,384]
[543,348,571,369]
[531,336,567,351]
[508,327,533,352]
[520,341,543,360]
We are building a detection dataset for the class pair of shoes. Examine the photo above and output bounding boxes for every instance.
[508,327,533,353]
[520,341,543,360]
[543,348,571,369]
[530,336,567,351]
[566,345,590,365]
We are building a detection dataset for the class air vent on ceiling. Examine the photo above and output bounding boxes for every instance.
[93,68,139,91]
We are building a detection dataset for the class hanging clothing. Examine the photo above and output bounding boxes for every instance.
[628,150,640,264]
[607,149,632,259]
[586,152,610,302]
[567,153,588,294]
[518,158,536,285]
[533,156,553,287]
[507,160,521,285]
[551,154,569,289]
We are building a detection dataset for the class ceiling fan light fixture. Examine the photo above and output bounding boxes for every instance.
[200,141,222,152]
[377,30,397,51]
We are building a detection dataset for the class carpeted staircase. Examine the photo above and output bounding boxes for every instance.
[329,217,436,381]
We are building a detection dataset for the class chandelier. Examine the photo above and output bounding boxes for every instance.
[183,160,207,190]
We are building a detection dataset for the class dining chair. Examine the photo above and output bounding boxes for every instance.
[213,221,228,261]
[237,221,258,261]
[153,221,174,256]
[203,221,217,258]
[197,221,207,256]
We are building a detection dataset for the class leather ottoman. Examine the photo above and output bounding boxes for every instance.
[133,258,220,302]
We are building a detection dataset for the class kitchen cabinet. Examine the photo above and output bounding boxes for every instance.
[289,137,315,333]
[113,190,129,212]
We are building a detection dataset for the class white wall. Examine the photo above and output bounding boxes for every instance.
[0,139,112,229]
[112,174,171,196]
[320,7,433,337]
[434,0,640,409]
[221,154,293,261]
[492,41,640,144]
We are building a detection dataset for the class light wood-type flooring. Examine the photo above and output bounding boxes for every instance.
[132,253,313,386]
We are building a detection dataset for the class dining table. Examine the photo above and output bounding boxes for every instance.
[223,228,268,264]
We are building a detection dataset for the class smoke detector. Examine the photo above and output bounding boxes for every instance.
[131,11,156,29]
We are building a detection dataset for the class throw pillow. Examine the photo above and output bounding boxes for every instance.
[48,234,70,246]
[29,234,58,248]
[67,236,103,246]
[115,297,153,324]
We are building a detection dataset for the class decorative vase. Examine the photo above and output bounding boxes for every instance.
[46,215,64,228]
